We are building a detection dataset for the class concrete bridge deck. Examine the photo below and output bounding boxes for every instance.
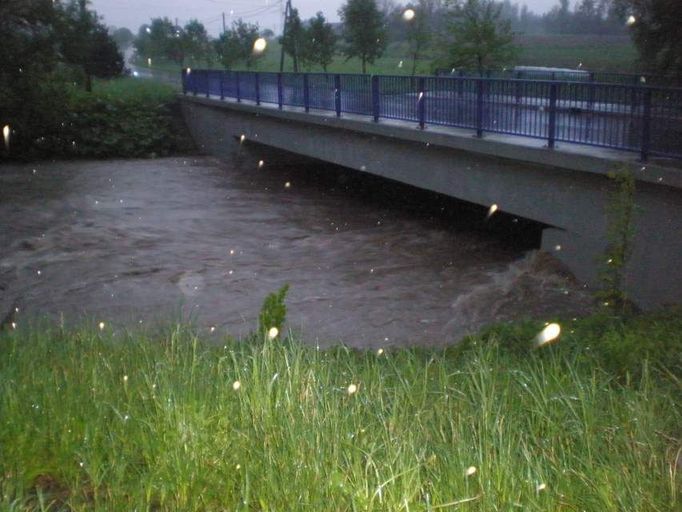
[179,93,682,309]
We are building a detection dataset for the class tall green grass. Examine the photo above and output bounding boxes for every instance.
[1,313,679,510]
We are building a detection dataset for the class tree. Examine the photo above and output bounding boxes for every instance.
[305,12,337,72]
[339,0,387,74]
[134,17,183,64]
[57,0,124,90]
[214,19,263,70]
[182,19,212,65]
[441,0,517,75]
[111,27,134,51]
[404,1,432,75]
[616,0,682,78]
[280,7,305,72]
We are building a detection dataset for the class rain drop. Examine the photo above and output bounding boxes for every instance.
[486,203,498,219]
[2,125,10,151]
[534,323,561,348]
[253,38,267,54]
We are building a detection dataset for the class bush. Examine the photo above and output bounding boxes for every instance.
[2,78,189,161]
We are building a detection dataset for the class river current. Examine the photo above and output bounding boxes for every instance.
[0,149,594,347]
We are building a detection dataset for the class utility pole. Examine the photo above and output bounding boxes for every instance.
[279,0,292,72]
[222,12,226,33]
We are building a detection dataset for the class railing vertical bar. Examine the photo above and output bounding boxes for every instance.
[640,88,652,161]
[476,79,483,137]
[372,75,380,122]
[277,73,283,110]
[219,71,224,100]
[547,82,558,148]
[236,72,241,102]
[334,74,341,117]
[303,73,309,113]
[418,76,426,129]
[254,73,260,105]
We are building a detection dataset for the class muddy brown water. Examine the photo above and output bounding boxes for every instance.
[0,151,594,347]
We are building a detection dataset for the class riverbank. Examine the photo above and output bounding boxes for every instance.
[1,311,680,510]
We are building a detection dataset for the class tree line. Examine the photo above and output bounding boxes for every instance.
[129,0,680,79]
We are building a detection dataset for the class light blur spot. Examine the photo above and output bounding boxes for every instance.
[268,326,279,340]
[347,383,358,395]
[465,466,477,476]
[535,323,561,347]
[253,38,267,54]
[640,76,646,83]
[240,134,246,143]
[418,92,424,100]
[398,60,403,68]
[486,203,498,219]
[98,322,105,331]
[186,67,192,74]
[11,322,16,330]
[210,326,216,333]
[554,244,562,251]
[536,483,547,492]
[147,57,152,66]
[132,71,139,77]
[232,380,241,391]
[376,348,384,356]
[3,125,10,150]
[403,8,415,21]
[284,181,291,188]
[626,15,636,26]
[258,159,264,168]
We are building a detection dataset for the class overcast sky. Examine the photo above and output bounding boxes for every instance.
[90,0,560,36]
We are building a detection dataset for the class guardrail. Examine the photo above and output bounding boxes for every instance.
[183,69,682,162]
[434,68,682,87]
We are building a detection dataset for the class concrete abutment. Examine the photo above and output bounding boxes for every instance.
[180,96,682,309]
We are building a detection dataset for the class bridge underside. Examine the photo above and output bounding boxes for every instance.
[180,96,682,310]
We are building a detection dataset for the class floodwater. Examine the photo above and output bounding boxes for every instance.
[0,150,594,347]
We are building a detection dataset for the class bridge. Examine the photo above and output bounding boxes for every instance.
[179,69,682,309]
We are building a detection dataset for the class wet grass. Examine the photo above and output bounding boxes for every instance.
[137,34,637,76]
[0,312,680,511]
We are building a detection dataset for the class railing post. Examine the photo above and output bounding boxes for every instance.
[181,68,187,95]
[303,73,310,113]
[640,88,652,162]
[277,72,283,110]
[255,73,260,106]
[219,71,224,100]
[418,76,425,130]
[547,82,558,149]
[334,74,341,117]
[476,78,484,137]
[205,71,210,98]
[372,75,380,122]
[236,72,241,103]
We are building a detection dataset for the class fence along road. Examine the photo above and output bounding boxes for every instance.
[183,69,682,162]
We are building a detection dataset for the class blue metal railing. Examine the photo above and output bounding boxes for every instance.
[182,69,682,161]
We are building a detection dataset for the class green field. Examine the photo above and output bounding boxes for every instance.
[135,34,638,76]
[1,309,680,510]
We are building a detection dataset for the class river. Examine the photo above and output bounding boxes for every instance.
[0,149,594,347]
